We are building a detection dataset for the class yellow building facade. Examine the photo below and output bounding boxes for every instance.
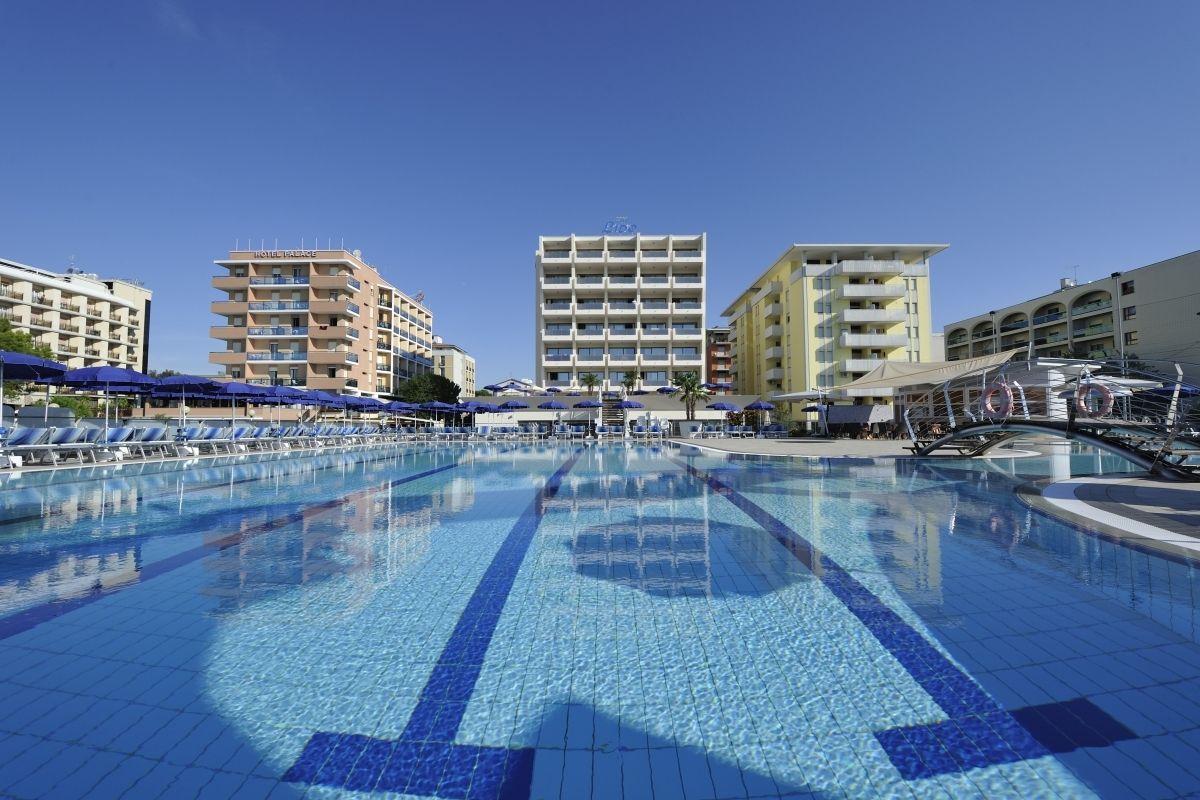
[722,244,944,408]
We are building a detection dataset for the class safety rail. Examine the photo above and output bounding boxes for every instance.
[901,357,1200,480]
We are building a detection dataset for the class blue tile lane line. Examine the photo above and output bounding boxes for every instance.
[672,457,1136,780]
[283,448,585,799]
[0,449,472,642]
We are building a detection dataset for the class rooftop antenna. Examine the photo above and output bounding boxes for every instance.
[340,236,345,250]
[275,238,279,250]
[260,238,265,250]
[1072,265,1079,284]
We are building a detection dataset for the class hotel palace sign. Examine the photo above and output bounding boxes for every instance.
[254,250,317,258]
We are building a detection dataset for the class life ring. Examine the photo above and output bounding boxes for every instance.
[1075,382,1114,418]
[982,382,1014,417]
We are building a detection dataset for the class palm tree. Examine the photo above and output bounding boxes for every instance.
[580,372,600,395]
[620,374,637,395]
[672,371,708,421]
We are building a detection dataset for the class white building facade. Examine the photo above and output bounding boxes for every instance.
[0,257,152,371]
[534,233,706,391]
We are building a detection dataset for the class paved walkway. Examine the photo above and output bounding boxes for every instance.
[670,437,915,458]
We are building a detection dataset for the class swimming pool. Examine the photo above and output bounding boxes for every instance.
[0,443,1197,799]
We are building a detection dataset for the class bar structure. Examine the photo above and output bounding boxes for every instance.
[0,257,151,370]
[209,248,433,396]
[534,233,706,392]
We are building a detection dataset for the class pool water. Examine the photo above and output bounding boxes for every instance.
[0,443,1198,799]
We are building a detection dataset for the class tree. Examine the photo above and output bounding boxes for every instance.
[396,373,461,404]
[0,319,52,359]
[149,369,181,378]
[475,389,493,397]
[620,374,637,394]
[672,371,708,421]
[580,373,599,395]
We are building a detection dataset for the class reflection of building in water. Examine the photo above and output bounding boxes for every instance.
[0,478,145,614]
[0,543,141,615]
[202,464,474,616]
[572,515,713,597]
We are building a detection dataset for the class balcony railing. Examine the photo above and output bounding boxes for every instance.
[543,275,571,285]
[249,301,309,310]
[609,250,636,259]
[608,276,636,284]
[971,329,995,340]
[544,354,572,361]
[673,249,702,258]
[248,326,308,336]
[576,249,603,259]
[1032,311,1065,326]
[347,328,359,339]
[346,353,359,363]
[346,301,361,315]
[543,250,571,259]
[347,277,361,291]
[673,302,702,310]
[1072,300,1112,316]
[250,276,309,285]
[642,249,668,258]
[247,378,307,387]
[1072,324,1114,338]
[674,275,702,283]
[641,275,668,285]
[0,285,23,300]
[999,320,1029,332]
[247,351,308,361]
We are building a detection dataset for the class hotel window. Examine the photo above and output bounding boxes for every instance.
[674,347,699,358]
[609,348,636,360]
[546,324,571,335]
[608,371,628,383]
[578,348,604,361]
[1122,306,1136,320]
[643,347,667,359]
[230,368,242,379]
[1124,331,1139,346]
[644,371,667,383]
[547,371,570,382]
[327,367,336,378]
[1121,280,1135,295]
[546,348,571,361]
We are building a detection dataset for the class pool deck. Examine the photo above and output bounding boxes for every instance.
[671,436,915,458]
[1021,474,1200,559]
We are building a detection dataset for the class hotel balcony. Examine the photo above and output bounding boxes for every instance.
[575,329,605,341]
[842,359,885,373]
[212,275,249,291]
[607,303,638,314]
[840,333,907,348]
[1071,324,1114,341]
[309,325,355,340]
[309,349,357,365]
[763,324,784,339]
[575,304,607,316]
[306,376,349,391]
[641,330,670,342]
[212,300,250,315]
[672,329,703,340]
[247,326,308,338]
[840,283,905,299]
[762,302,782,319]
[1071,300,1113,320]
[764,346,784,360]
[208,325,244,341]
[608,355,638,366]
[607,276,637,288]
[836,259,909,276]
[542,304,573,316]
[764,367,785,381]
[309,298,360,317]
[673,356,703,366]
[542,354,573,366]
[841,308,905,323]
[310,274,361,292]
[640,303,670,316]
[752,281,782,305]
[210,351,247,365]
[609,329,638,341]
[542,330,573,341]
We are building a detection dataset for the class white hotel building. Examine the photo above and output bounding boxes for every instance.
[534,234,706,391]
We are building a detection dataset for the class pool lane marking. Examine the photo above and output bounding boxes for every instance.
[0,449,479,642]
[671,456,1135,780]
[283,447,585,800]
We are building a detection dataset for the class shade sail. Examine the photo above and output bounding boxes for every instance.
[774,350,1021,400]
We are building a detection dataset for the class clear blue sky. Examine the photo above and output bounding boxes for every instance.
[2,1,1197,382]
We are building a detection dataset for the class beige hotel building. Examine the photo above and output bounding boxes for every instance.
[944,248,1200,383]
[0,257,151,370]
[209,248,433,396]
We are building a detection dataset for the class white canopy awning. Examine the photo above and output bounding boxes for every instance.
[773,350,1022,400]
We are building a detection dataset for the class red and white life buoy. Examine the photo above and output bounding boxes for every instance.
[982,382,1014,417]
[1075,382,1115,418]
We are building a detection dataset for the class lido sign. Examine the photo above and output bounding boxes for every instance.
[602,218,638,235]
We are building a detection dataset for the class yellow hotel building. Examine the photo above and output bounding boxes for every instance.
[722,243,944,407]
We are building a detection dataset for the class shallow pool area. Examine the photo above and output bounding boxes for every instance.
[0,443,1198,799]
